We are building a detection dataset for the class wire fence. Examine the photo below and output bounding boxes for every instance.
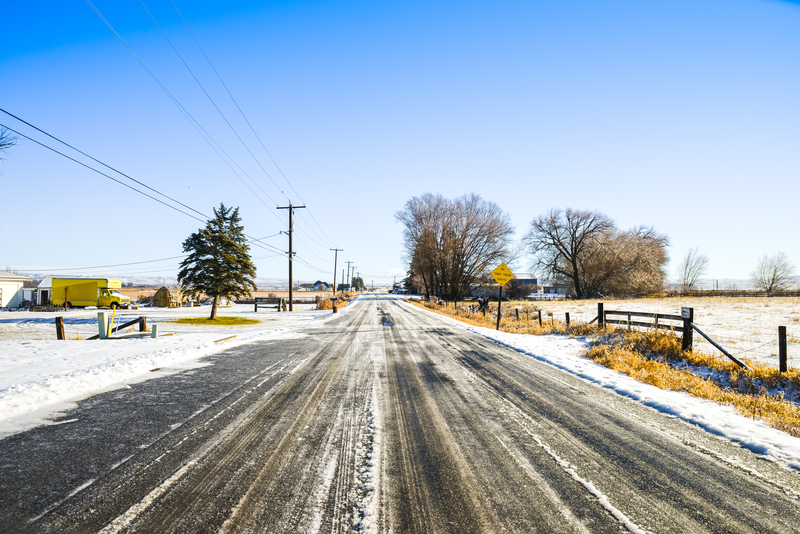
[512,299,800,370]
[692,314,798,369]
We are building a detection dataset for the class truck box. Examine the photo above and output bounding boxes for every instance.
[50,278,132,309]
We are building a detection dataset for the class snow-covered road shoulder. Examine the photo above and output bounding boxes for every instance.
[406,301,800,473]
[0,309,337,439]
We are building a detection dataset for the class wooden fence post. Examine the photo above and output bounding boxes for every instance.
[627,312,632,331]
[597,303,604,326]
[55,316,65,340]
[538,309,542,327]
[779,326,787,373]
[515,308,519,321]
[565,312,570,326]
[681,307,694,351]
[139,317,147,333]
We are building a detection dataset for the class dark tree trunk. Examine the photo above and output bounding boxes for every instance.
[210,295,219,320]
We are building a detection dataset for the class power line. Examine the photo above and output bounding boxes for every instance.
[1,122,289,259]
[25,255,187,272]
[1,108,210,221]
[1,124,209,224]
[84,0,286,225]
[139,0,291,203]
[169,0,298,202]
[169,1,340,250]
[78,2,334,276]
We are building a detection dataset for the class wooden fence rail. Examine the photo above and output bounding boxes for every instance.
[597,303,758,370]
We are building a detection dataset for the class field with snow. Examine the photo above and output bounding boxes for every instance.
[0,303,331,438]
[522,296,800,369]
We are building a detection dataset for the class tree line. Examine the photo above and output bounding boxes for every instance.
[396,195,796,300]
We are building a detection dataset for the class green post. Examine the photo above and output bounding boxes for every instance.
[98,312,108,340]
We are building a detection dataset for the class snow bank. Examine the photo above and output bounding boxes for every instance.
[0,309,334,438]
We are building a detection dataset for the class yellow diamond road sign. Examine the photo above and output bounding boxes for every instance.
[491,262,515,287]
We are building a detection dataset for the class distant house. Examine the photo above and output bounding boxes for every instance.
[539,279,573,295]
[512,273,538,287]
[0,270,32,308]
[297,281,333,291]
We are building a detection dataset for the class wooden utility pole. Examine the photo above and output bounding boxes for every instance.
[277,203,306,311]
[345,261,353,292]
[330,249,342,295]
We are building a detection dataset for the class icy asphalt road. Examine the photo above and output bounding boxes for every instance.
[1,295,800,533]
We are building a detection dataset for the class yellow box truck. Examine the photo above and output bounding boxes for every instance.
[50,278,133,309]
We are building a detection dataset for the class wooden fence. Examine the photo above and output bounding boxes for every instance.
[593,303,794,371]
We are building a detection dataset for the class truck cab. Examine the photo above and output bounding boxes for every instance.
[98,288,132,309]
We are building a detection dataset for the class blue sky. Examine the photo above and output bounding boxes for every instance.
[2,0,798,286]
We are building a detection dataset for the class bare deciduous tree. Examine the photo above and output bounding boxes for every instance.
[676,247,709,291]
[0,127,17,160]
[522,208,615,298]
[523,208,669,298]
[396,193,514,300]
[751,251,796,295]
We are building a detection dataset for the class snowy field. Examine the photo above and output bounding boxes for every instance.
[0,303,330,438]
[522,296,800,368]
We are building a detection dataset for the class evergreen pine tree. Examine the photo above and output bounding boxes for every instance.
[178,203,257,319]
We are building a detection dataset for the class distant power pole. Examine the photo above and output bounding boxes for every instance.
[277,203,306,311]
[345,261,353,292]
[330,248,343,295]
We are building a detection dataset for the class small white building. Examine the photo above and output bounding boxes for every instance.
[36,275,53,305]
[0,270,32,308]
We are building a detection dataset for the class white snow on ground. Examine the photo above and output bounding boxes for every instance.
[405,301,800,473]
[0,304,333,438]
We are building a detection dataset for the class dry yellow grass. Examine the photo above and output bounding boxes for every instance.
[315,292,355,310]
[410,299,800,437]
[586,343,800,437]
[412,299,606,337]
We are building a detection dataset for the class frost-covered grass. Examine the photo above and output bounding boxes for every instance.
[586,332,800,438]
[412,299,800,438]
